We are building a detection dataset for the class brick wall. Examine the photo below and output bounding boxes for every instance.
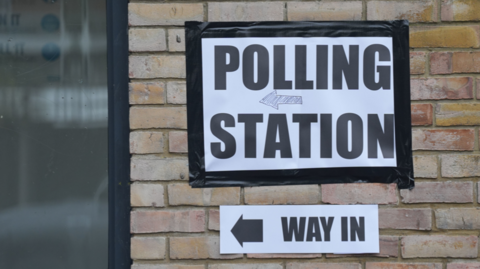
[128,0,480,268]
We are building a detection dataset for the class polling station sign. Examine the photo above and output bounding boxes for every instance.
[185,21,414,189]
[220,205,379,254]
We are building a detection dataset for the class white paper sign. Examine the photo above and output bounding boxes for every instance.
[202,37,396,172]
[220,205,379,254]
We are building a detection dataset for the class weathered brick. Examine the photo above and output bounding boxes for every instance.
[430,52,452,74]
[209,264,282,269]
[287,263,361,269]
[131,183,165,207]
[442,0,480,21]
[131,210,204,233]
[410,26,480,48]
[452,52,480,73]
[245,185,320,205]
[447,263,480,269]
[129,3,203,26]
[412,129,475,151]
[410,52,426,75]
[288,2,362,21]
[130,107,187,129]
[169,131,188,153]
[368,1,437,22]
[130,131,164,154]
[129,55,185,79]
[441,154,480,177]
[413,155,438,178]
[208,209,219,231]
[411,77,473,100]
[170,236,242,259]
[131,236,166,260]
[132,265,204,269]
[208,2,283,21]
[367,263,442,269]
[436,103,480,126]
[436,208,480,229]
[400,182,473,203]
[322,183,398,205]
[479,183,480,203]
[379,208,432,230]
[401,235,478,258]
[411,104,433,126]
[167,81,187,105]
[248,253,322,259]
[168,28,185,52]
[477,79,480,99]
[129,82,165,105]
[168,183,240,206]
[327,236,398,258]
[129,28,166,52]
[131,157,188,181]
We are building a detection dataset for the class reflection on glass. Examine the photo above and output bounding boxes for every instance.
[0,0,108,267]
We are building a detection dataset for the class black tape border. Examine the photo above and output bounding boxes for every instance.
[186,21,414,189]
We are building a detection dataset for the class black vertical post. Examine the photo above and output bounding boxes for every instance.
[107,0,130,268]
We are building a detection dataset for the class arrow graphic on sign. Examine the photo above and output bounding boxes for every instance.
[231,215,263,247]
[259,90,303,110]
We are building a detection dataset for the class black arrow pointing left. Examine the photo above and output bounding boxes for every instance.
[231,215,263,247]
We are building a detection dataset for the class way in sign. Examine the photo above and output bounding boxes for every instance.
[220,205,379,254]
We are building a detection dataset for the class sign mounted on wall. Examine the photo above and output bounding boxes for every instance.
[185,21,414,189]
[220,205,379,254]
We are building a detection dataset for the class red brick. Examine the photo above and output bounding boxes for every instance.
[169,131,188,153]
[452,52,480,73]
[170,236,242,259]
[131,236,166,260]
[400,182,473,203]
[322,183,398,205]
[441,154,480,177]
[412,129,475,151]
[367,263,442,269]
[244,185,320,205]
[130,107,187,129]
[410,52,426,75]
[131,210,205,233]
[447,263,480,269]
[287,263,361,269]
[248,253,322,259]
[208,209,219,231]
[379,208,432,230]
[411,104,433,126]
[477,78,480,99]
[401,235,478,258]
[327,236,398,258]
[411,77,473,100]
[430,52,452,74]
